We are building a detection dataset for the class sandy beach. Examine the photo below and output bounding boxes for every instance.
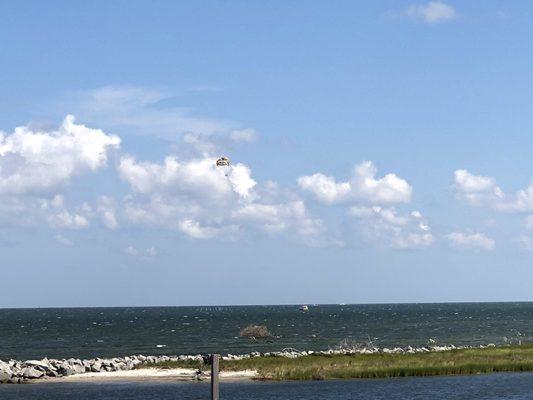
[43,368,258,383]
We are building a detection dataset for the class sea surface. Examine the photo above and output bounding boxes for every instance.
[2,302,533,360]
[3,373,533,400]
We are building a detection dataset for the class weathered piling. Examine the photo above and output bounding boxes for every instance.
[211,354,220,400]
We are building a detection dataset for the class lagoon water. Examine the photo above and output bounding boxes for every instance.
[2,302,533,360]
[3,373,533,400]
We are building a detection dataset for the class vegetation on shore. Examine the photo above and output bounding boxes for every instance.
[138,344,533,380]
[239,325,271,340]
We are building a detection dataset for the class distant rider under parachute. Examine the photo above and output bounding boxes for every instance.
[216,156,231,176]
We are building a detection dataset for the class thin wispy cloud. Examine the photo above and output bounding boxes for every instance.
[60,86,258,144]
[125,245,158,258]
[406,2,456,24]
[54,234,73,247]
[445,232,495,250]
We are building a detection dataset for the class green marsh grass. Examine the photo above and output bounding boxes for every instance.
[137,344,533,380]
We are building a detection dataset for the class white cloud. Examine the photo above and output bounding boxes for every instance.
[393,232,435,249]
[178,219,222,239]
[125,245,158,258]
[349,206,434,249]
[41,195,91,230]
[125,245,139,256]
[453,169,503,206]
[97,196,119,230]
[230,128,258,143]
[298,174,351,204]
[299,162,424,248]
[48,211,89,229]
[445,232,495,250]
[453,169,533,212]
[54,234,73,246]
[233,200,324,237]
[298,161,412,205]
[411,210,422,219]
[118,155,256,201]
[64,86,260,148]
[146,246,158,257]
[0,115,120,194]
[406,2,456,24]
[114,151,334,245]
[71,86,232,138]
[120,189,329,245]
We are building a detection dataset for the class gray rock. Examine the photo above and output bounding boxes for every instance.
[0,370,11,383]
[59,363,76,376]
[71,364,86,374]
[91,361,102,372]
[22,367,44,379]
[82,360,92,371]
[25,359,51,370]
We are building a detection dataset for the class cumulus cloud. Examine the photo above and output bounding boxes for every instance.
[453,169,533,212]
[453,170,503,206]
[178,219,224,239]
[298,161,412,205]
[41,195,91,230]
[114,152,332,245]
[0,113,428,249]
[298,174,350,204]
[118,155,256,200]
[233,200,324,238]
[349,206,434,249]
[0,115,120,194]
[445,232,495,250]
[298,162,426,248]
[48,210,89,229]
[97,196,119,230]
[406,1,456,24]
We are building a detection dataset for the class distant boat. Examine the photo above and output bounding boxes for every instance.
[299,305,309,312]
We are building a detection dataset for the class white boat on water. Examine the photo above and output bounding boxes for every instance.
[299,305,309,312]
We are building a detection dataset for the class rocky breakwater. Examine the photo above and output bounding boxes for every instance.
[0,355,174,384]
[0,344,492,384]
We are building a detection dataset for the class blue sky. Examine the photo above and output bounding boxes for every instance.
[1,1,533,307]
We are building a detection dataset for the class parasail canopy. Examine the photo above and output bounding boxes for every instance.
[216,157,230,167]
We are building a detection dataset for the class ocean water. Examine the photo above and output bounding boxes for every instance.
[3,373,533,400]
[2,302,533,360]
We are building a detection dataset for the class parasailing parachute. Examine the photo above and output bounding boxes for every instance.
[216,156,231,176]
[216,157,230,167]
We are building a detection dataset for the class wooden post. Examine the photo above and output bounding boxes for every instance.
[211,354,220,400]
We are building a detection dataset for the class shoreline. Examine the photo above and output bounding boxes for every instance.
[3,344,533,384]
[39,368,258,383]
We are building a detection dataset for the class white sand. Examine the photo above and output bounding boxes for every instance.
[47,368,258,382]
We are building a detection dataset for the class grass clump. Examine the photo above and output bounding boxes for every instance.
[239,325,271,340]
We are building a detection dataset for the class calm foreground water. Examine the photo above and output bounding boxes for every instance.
[3,373,533,400]
[2,302,533,360]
